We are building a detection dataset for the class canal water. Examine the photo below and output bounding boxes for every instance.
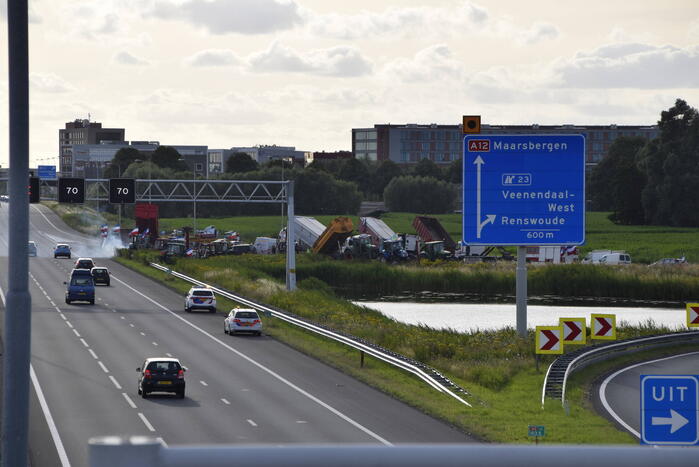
[354,301,687,333]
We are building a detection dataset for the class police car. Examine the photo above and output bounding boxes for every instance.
[184,287,217,313]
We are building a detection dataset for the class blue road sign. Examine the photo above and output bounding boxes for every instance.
[462,134,585,246]
[641,375,699,445]
[37,165,56,179]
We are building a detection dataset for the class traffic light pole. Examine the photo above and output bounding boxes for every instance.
[3,2,32,466]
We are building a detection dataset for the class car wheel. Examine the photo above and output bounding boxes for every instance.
[185,306,191,313]
[65,298,70,304]
[141,389,148,399]
[210,307,216,314]
[256,331,262,337]
[89,299,95,305]
[224,325,228,334]
[177,390,185,399]
[138,386,142,395]
[106,281,110,286]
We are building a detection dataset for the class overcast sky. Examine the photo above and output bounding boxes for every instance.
[1,0,698,167]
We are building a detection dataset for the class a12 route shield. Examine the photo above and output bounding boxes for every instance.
[462,134,585,246]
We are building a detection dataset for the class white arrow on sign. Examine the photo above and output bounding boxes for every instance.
[473,155,495,239]
[652,409,689,434]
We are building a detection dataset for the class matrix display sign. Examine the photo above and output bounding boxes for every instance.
[462,134,585,246]
[58,177,85,204]
[109,178,136,204]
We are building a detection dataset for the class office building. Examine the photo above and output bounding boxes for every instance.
[352,123,659,169]
[59,119,125,175]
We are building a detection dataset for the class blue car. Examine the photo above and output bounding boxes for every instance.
[65,270,95,305]
[54,243,71,259]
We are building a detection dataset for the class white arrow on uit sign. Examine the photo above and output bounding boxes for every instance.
[473,155,496,239]
[652,409,689,434]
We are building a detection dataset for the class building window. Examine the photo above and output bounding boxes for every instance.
[195,163,203,171]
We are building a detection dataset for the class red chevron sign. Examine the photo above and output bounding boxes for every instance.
[560,318,586,344]
[591,314,616,340]
[535,326,563,354]
[687,304,699,328]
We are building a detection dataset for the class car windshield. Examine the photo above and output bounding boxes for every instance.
[193,290,213,296]
[78,261,93,267]
[146,361,181,372]
[93,269,107,275]
[235,311,258,319]
[71,277,93,286]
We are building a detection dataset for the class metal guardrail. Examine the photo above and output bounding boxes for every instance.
[542,330,699,407]
[89,436,699,467]
[149,263,472,407]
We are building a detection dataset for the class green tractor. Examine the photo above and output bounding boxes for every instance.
[420,240,453,261]
[340,234,379,260]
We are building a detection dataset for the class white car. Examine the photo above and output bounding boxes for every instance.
[224,308,262,336]
[184,287,217,313]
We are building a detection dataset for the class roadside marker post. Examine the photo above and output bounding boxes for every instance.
[590,313,616,340]
[641,375,699,445]
[559,317,586,345]
[686,303,699,328]
[535,326,563,355]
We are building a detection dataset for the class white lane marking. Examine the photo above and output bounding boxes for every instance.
[59,314,67,321]
[200,380,208,386]
[109,376,122,390]
[31,365,72,467]
[79,338,89,348]
[152,342,158,346]
[138,413,156,432]
[31,204,79,238]
[120,316,125,320]
[165,353,173,357]
[65,321,73,328]
[140,332,146,336]
[129,323,135,327]
[221,398,230,405]
[111,309,117,313]
[88,349,98,360]
[241,388,250,392]
[122,393,137,409]
[98,361,109,373]
[296,420,307,424]
[156,437,168,447]
[72,329,81,338]
[247,419,257,427]
[0,287,70,466]
[112,274,393,446]
[599,351,699,439]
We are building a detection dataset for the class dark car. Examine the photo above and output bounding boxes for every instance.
[74,257,95,270]
[137,358,186,399]
[65,271,95,305]
[91,267,110,286]
[54,243,71,259]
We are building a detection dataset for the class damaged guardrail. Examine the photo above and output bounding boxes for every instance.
[150,262,471,407]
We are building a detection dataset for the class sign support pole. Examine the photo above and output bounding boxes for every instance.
[516,246,527,338]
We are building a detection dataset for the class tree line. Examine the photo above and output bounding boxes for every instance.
[589,99,699,227]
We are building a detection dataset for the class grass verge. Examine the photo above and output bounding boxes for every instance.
[113,252,694,444]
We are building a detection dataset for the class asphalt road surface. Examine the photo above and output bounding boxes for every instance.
[596,351,699,439]
[0,203,472,467]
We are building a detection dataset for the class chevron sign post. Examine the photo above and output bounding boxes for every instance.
[591,313,616,340]
[535,326,563,354]
[687,303,699,328]
[560,317,586,345]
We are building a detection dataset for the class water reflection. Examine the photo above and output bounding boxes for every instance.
[355,301,687,333]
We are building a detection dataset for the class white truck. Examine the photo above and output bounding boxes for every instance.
[526,246,578,263]
[581,250,631,265]
[292,216,327,251]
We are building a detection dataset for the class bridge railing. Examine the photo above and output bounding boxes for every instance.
[89,436,699,467]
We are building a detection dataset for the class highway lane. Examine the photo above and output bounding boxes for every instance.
[0,203,472,466]
[597,352,699,439]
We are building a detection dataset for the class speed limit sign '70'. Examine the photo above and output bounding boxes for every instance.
[58,178,85,204]
[109,178,136,204]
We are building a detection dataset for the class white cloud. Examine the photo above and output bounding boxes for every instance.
[185,49,241,67]
[29,73,75,93]
[248,42,372,77]
[382,44,465,83]
[553,43,699,88]
[113,51,150,66]
[687,18,699,41]
[149,0,303,34]
[306,1,488,40]
[516,22,559,45]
